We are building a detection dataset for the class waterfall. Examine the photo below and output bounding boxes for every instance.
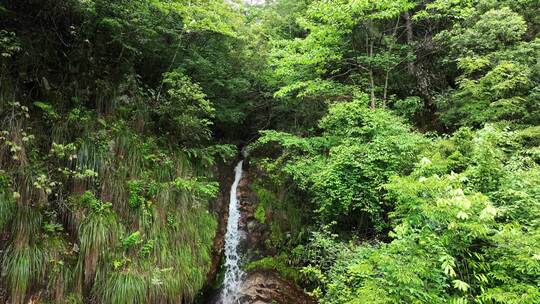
[221,160,245,303]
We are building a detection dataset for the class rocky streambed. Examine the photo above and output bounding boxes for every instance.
[205,160,313,304]
[238,270,313,304]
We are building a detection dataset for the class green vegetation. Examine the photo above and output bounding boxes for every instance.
[245,254,300,282]
[254,203,266,224]
[247,0,540,303]
[1,0,540,303]
[0,1,238,303]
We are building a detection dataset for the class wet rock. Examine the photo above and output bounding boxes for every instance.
[238,270,314,304]
[247,219,259,232]
[207,162,313,304]
[236,171,270,260]
[206,162,236,287]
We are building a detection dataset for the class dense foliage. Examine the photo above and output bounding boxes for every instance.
[0,0,243,303]
[252,95,427,231]
[247,0,540,304]
[1,0,540,303]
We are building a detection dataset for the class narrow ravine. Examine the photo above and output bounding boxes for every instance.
[209,160,314,304]
[220,161,245,303]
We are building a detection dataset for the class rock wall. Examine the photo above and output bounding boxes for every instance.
[238,270,314,304]
[204,160,313,304]
[235,162,314,304]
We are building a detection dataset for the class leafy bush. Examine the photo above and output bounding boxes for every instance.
[301,126,540,303]
[154,71,215,146]
[254,98,427,230]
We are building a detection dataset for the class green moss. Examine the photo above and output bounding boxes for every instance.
[254,203,266,223]
[245,254,300,283]
[253,183,278,207]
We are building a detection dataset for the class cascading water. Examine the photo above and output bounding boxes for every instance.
[220,160,245,303]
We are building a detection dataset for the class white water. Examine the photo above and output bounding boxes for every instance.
[221,161,245,303]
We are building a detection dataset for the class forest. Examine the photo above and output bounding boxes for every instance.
[0,0,539,303]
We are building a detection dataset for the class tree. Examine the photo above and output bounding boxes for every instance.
[271,0,417,108]
[253,95,426,231]
[430,5,540,128]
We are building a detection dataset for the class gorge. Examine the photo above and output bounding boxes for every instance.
[1,0,540,303]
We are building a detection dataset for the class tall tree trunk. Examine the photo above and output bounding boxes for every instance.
[404,11,437,128]
[369,41,376,108]
[404,11,431,102]
[382,15,401,109]
[404,12,415,75]
[383,71,389,108]
[369,70,376,108]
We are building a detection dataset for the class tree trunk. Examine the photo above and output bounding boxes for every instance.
[404,11,438,128]
[404,12,415,75]
[369,41,376,108]
[369,70,376,108]
[383,71,389,108]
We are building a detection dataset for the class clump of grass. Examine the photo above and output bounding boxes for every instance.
[114,132,145,178]
[77,192,121,286]
[1,112,220,303]
[77,140,105,177]
[95,270,146,304]
[1,244,47,304]
[11,205,43,247]
[43,236,76,303]
[0,180,15,230]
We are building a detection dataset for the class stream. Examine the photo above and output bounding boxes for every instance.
[220,160,245,303]
[209,159,313,304]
